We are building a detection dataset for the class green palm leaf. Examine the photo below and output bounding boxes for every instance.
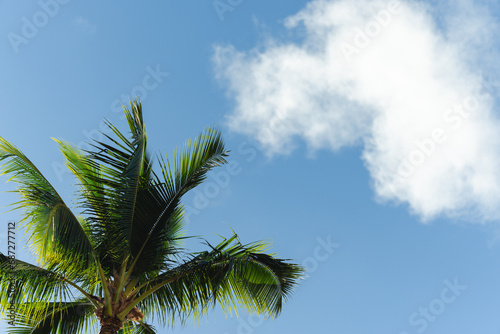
[7,301,96,334]
[0,254,102,331]
[129,234,303,325]
[75,100,148,271]
[128,126,228,275]
[0,138,96,280]
[118,321,156,334]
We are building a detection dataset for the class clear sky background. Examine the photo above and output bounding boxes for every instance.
[1,0,500,333]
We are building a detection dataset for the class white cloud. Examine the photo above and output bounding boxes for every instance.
[213,0,500,222]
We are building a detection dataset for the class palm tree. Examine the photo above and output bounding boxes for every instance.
[0,100,303,334]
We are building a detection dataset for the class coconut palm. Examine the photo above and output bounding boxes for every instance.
[0,100,303,334]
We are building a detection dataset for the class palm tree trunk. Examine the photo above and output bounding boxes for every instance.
[98,316,122,334]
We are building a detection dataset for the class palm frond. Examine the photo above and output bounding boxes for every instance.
[0,253,80,322]
[118,321,156,334]
[132,234,304,325]
[7,300,96,334]
[66,100,149,272]
[0,137,96,280]
[53,139,106,243]
[128,126,228,275]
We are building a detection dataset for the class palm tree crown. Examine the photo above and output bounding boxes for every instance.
[0,101,304,334]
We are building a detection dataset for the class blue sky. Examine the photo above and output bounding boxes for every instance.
[1,0,500,333]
